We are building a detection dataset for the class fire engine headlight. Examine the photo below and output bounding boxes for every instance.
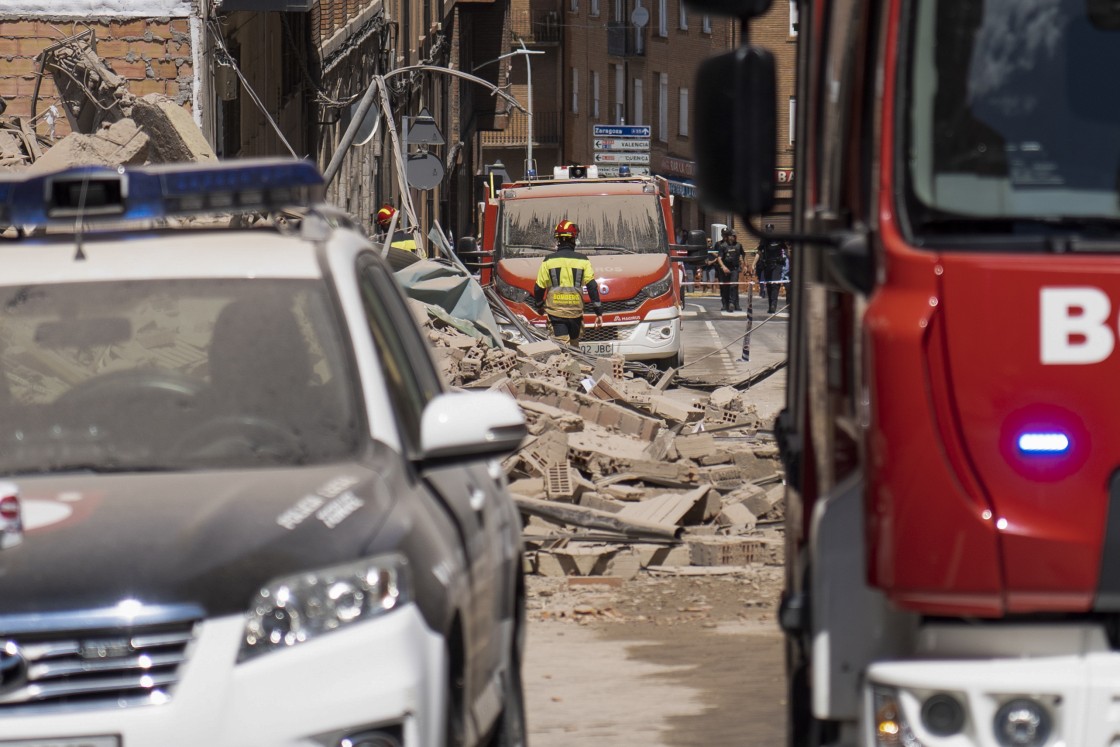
[495,275,533,304]
[646,273,672,298]
[871,687,922,746]
[921,693,965,737]
[993,698,1051,747]
[238,554,410,662]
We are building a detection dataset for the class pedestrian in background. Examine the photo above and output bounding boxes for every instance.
[717,229,745,312]
[702,237,719,293]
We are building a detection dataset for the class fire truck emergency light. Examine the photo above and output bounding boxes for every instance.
[1017,432,1071,455]
[553,165,599,179]
[0,158,325,228]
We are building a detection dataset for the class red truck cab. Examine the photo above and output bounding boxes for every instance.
[693,0,1120,744]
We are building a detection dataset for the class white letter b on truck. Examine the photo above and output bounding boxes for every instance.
[1041,287,1114,364]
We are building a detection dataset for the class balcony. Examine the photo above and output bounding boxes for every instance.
[607,21,645,57]
[511,10,561,43]
[480,110,561,147]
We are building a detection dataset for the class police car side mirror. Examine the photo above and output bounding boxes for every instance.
[695,45,776,217]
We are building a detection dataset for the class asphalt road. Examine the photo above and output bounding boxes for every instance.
[523,291,790,746]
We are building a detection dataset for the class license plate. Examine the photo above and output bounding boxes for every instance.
[580,343,615,355]
[0,739,119,747]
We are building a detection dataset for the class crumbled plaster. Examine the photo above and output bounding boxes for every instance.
[0,1,191,16]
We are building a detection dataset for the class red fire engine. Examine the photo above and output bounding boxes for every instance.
[459,166,702,369]
[693,0,1120,744]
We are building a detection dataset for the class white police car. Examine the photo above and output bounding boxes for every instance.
[0,160,528,747]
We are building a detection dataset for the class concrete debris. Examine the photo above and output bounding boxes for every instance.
[3,29,216,172]
[415,306,785,578]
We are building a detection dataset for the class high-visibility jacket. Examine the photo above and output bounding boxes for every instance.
[533,245,602,319]
[375,229,418,253]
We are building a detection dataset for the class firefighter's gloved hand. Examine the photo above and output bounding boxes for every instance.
[534,304,545,315]
[594,314,603,329]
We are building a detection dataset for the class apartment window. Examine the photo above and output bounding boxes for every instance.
[658,0,668,36]
[570,0,578,12]
[633,77,644,125]
[591,0,600,15]
[679,0,688,29]
[679,87,689,137]
[702,14,711,32]
[592,71,601,119]
[614,63,625,124]
[789,0,799,35]
[571,68,580,114]
[658,73,668,142]
[789,96,797,145]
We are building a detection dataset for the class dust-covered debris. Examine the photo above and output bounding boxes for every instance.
[415,306,786,580]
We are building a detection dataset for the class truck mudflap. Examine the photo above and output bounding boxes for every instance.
[863,623,1118,746]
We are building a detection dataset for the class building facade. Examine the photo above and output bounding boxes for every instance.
[559,0,796,240]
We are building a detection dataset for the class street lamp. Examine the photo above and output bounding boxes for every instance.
[474,42,545,178]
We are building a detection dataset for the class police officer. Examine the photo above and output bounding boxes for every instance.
[533,220,603,345]
[754,223,788,314]
[373,205,418,253]
[717,229,745,312]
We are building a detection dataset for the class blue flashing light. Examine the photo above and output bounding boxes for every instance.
[618,165,631,176]
[1017,432,1071,455]
[1,158,325,228]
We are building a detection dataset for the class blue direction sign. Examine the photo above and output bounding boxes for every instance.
[592,124,652,138]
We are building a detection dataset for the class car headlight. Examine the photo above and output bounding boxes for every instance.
[495,274,533,304]
[993,698,1051,747]
[238,553,410,662]
[646,272,672,298]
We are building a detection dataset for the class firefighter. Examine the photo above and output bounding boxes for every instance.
[373,204,418,253]
[533,220,603,345]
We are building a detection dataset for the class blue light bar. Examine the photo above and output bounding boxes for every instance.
[0,158,325,228]
[1017,432,1071,454]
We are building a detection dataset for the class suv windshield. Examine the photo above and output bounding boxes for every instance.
[906,0,1120,228]
[499,194,667,257]
[0,278,360,474]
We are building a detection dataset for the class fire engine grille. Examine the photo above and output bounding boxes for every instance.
[0,620,197,712]
[581,323,637,343]
[600,289,650,314]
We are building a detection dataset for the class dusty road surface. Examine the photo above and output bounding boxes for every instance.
[523,570,787,746]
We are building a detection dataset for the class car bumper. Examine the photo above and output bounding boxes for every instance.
[0,604,445,747]
[865,649,1120,746]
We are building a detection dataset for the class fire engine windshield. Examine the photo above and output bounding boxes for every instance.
[498,195,666,257]
[906,0,1120,230]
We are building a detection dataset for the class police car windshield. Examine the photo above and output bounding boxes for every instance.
[906,0,1120,234]
[499,196,666,257]
[0,279,361,475]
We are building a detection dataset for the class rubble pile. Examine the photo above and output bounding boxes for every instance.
[419,306,786,580]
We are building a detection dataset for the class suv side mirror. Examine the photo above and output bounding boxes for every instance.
[695,45,776,216]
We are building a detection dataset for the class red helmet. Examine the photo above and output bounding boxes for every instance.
[376,205,397,230]
[554,220,579,241]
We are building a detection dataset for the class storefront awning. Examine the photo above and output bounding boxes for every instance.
[665,178,697,200]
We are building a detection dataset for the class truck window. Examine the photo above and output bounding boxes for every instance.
[498,195,667,256]
[906,0,1120,229]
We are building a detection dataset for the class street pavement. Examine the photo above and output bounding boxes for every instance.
[676,290,789,426]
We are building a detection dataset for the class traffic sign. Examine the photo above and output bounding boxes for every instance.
[593,138,650,151]
[593,151,651,165]
[596,165,650,177]
[592,124,651,138]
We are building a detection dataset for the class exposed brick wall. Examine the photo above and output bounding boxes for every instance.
[0,17,194,141]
